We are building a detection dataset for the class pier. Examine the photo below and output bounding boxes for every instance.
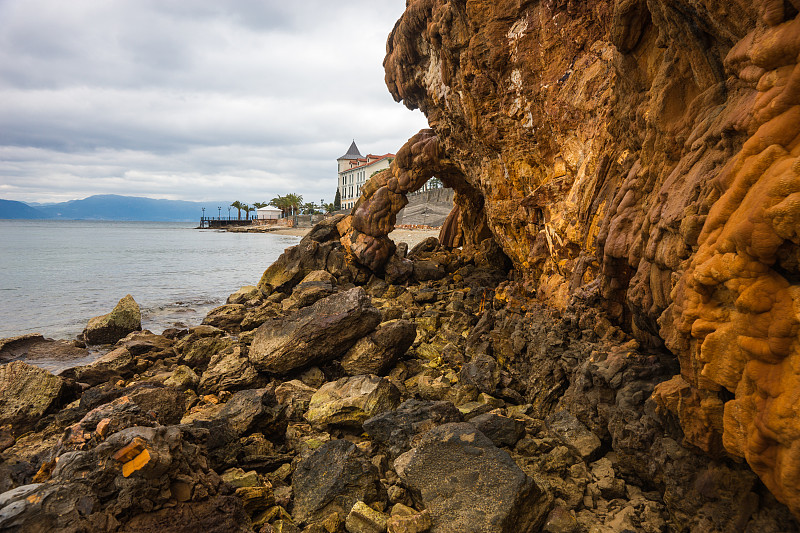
[199,216,251,229]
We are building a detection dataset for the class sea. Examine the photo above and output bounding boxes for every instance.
[0,220,300,341]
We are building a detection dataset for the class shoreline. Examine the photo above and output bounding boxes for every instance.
[227,224,441,249]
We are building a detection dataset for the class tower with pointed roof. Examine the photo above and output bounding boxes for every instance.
[336,140,396,210]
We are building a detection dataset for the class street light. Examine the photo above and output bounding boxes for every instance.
[201,207,205,227]
[218,206,221,219]
[228,207,231,220]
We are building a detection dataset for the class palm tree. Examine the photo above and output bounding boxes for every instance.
[252,201,268,209]
[323,202,335,214]
[242,204,252,220]
[302,202,317,215]
[269,195,291,218]
[284,194,303,222]
[230,201,244,221]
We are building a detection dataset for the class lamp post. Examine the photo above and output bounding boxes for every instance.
[218,206,221,219]
[201,207,205,227]
[228,207,231,220]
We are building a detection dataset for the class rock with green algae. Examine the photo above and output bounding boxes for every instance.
[82,294,142,345]
[305,375,401,430]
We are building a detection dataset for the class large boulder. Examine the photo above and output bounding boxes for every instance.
[198,345,260,394]
[305,375,401,429]
[394,423,549,533]
[281,270,337,311]
[0,361,72,435]
[0,425,250,531]
[250,288,381,374]
[363,399,463,459]
[292,439,384,525]
[82,294,142,345]
[341,319,417,376]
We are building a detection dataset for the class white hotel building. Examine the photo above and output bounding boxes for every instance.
[337,141,395,210]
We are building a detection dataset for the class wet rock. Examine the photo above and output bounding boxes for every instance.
[250,288,381,374]
[82,294,142,345]
[116,331,175,357]
[305,375,401,429]
[363,399,463,459]
[546,410,602,461]
[0,334,89,370]
[0,361,72,435]
[198,345,260,394]
[292,439,384,525]
[342,320,417,376]
[394,423,548,533]
[175,326,234,370]
[60,346,136,386]
[469,412,526,448]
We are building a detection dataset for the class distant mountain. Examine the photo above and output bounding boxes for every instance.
[34,195,230,222]
[0,199,50,219]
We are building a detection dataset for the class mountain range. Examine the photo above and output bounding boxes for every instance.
[0,195,238,222]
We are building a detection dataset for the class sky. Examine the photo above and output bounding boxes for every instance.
[0,0,429,205]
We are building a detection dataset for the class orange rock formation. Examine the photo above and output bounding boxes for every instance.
[342,0,800,518]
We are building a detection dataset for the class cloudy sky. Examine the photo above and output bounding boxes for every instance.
[0,0,428,205]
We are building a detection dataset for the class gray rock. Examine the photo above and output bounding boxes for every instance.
[458,353,500,395]
[341,319,417,376]
[82,294,142,345]
[281,270,337,311]
[217,387,286,437]
[394,422,549,533]
[546,410,602,460]
[470,412,526,447]
[275,379,317,420]
[363,399,464,459]
[250,288,381,374]
[292,439,384,525]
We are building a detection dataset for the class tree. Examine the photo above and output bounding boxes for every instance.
[285,194,303,219]
[230,201,244,220]
[334,189,341,210]
[269,196,291,218]
[428,177,443,189]
[252,201,268,209]
[323,202,335,214]
[242,204,253,220]
[302,202,317,214]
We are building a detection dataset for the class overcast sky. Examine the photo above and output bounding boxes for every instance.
[0,0,428,205]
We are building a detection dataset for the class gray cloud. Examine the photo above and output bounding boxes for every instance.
[0,0,427,204]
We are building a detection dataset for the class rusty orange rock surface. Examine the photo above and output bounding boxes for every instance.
[351,0,800,517]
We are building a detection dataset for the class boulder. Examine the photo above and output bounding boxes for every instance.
[341,320,417,376]
[82,294,142,345]
[202,304,247,333]
[0,361,71,435]
[216,387,286,437]
[250,288,381,374]
[394,423,549,533]
[292,439,384,525]
[469,412,526,447]
[59,346,136,386]
[546,410,602,461]
[412,260,446,282]
[281,270,337,311]
[227,285,260,304]
[363,399,463,459]
[386,505,433,533]
[0,334,89,372]
[346,500,388,533]
[305,375,401,429]
[458,353,500,395]
[198,345,260,394]
[275,379,317,420]
[163,365,199,391]
[0,425,249,531]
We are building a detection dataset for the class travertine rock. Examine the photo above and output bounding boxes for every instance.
[364,0,800,518]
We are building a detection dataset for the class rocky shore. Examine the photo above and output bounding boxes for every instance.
[0,214,796,532]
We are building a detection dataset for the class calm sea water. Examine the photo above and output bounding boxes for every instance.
[0,220,300,340]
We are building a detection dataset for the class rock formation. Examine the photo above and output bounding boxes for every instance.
[83,294,142,345]
[334,0,800,520]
